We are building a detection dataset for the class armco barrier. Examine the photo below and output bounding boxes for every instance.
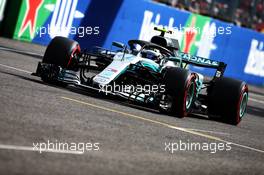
[1,0,263,85]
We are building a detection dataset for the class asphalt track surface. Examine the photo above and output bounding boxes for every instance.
[0,38,263,175]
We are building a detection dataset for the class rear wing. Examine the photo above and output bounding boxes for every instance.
[169,52,227,78]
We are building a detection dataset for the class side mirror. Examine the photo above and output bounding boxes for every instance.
[112,41,125,49]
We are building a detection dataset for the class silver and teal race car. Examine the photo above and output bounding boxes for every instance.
[34,27,248,125]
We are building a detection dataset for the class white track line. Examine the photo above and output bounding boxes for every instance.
[62,96,264,154]
[0,144,83,154]
[226,141,264,153]
[0,63,32,74]
[250,92,264,99]
[0,46,43,57]
[186,128,230,135]
[249,97,264,105]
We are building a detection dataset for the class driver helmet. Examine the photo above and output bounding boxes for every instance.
[141,49,161,62]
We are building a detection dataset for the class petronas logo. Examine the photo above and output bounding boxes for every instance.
[45,0,84,38]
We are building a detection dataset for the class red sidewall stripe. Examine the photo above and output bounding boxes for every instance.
[182,74,196,116]
[67,45,81,67]
[236,84,248,123]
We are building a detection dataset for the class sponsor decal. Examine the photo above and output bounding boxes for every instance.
[14,0,56,41]
[138,10,182,45]
[138,11,217,60]
[181,14,217,58]
[18,0,44,39]
[179,52,219,66]
[0,0,6,21]
[106,68,118,73]
[93,75,109,84]
[183,16,197,53]
[195,21,217,59]
[47,0,84,38]
[14,0,85,41]
[244,39,264,77]
[100,67,120,79]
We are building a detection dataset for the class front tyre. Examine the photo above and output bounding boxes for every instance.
[159,67,196,118]
[41,37,80,85]
[43,36,80,69]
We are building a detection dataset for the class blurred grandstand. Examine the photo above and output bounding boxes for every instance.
[153,0,264,33]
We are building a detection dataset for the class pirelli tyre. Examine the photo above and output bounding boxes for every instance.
[208,77,248,125]
[43,36,80,70]
[159,67,196,118]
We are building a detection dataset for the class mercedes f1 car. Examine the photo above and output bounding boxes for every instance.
[34,27,248,125]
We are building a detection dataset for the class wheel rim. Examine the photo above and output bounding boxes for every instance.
[185,82,195,110]
[239,92,248,118]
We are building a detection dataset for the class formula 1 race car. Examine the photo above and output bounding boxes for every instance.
[34,27,248,125]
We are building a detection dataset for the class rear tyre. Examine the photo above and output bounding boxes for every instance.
[159,67,196,117]
[208,77,248,125]
[43,36,80,69]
